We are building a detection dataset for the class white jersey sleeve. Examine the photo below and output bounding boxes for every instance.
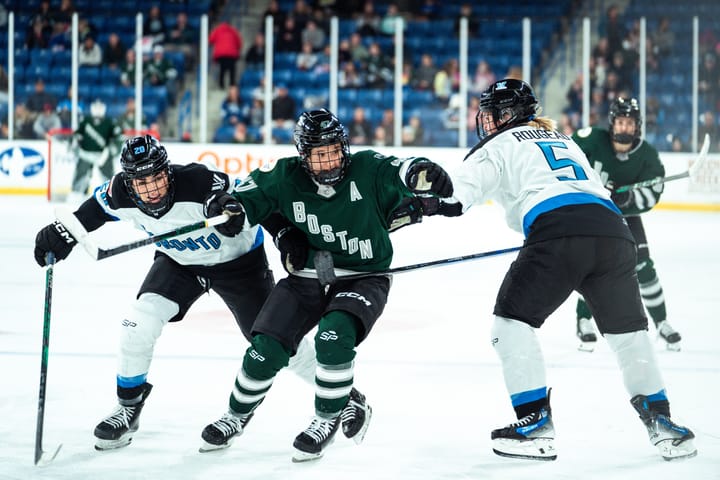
[451,125,618,236]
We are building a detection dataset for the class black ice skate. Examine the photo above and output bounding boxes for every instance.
[341,387,373,444]
[491,393,556,461]
[630,395,697,461]
[656,321,682,352]
[94,383,153,451]
[199,411,253,452]
[576,317,597,352]
[292,415,341,462]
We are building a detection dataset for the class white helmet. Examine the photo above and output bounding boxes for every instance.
[90,99,107,118]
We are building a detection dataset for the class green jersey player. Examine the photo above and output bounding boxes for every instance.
[199,108,452,461]
[572,97,681,351]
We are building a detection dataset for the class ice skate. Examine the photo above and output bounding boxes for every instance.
[576,317,597,352]
[630,395,696,461]
[491,393,556,461]
[94,383,152,451]
[656,321,681,351]
[340,387,372,444]
[199,411,253,452]
[292,415,340,462]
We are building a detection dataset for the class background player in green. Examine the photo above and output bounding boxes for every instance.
[70,99,124,199]
[571,97,682,351]
[199,108,452,461]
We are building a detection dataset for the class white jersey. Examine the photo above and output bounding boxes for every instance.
[80,163,263,267]
[451,125,618,237]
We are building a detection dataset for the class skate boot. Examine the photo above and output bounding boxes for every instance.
[656,321,681,351]
[630,395,696,461]
[491,392,556,461]
[340,387,373,444]
[94,383,153,451]
[576,317,597,352]
[292,414,341,462]
[199,411,253,452]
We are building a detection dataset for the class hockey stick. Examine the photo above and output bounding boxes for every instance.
[54,206,230,261]
[313,246,522,287]
[614,133,710,193]
[35,252,62,466]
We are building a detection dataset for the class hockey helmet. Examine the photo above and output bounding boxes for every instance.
[120,135,174,217]
[608,97,642,147]
[294,108,351,185]
[476,78,539,139]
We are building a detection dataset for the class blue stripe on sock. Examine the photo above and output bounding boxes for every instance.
[117,374,147,388]
[510,387,547,407]
[647,389,667,403]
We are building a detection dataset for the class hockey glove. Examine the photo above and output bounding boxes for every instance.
[274,226,309,273]
[404,159,454,197]
[419,197,464,217]
[34,220,77,266]
[388,196,424,232]
[610,189,633,209]
[203,192,246,237]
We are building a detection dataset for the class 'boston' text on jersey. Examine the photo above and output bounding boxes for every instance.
[292,201,374,259]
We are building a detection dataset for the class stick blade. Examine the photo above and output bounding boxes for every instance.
[35,443,62,466]
[54,206,99,260]
[313,250,337,286]
[689,133,711,179]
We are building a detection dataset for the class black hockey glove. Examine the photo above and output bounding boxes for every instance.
[34,220,77,267]
[610,189,633,209]
[203,192,246,237]
[404,159,454,197]
[418,197,464,217]
[274,226,309,273]
[388,196,424,232]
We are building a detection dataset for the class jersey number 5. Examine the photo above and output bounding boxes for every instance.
[536,141,588,182]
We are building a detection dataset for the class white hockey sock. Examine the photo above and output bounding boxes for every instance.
[287,336,317,386]
[491,316,547,399]
[605,330,665,396]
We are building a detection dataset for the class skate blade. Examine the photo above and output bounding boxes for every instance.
[577,341,596,352]
[347,406,373,445]
[658,438,697,461]
[492,438,557,461]
[35,444,63,466]
[198,439,233,453]
[95,435,133,451]
[292,449,325,463]
[665,342,681,352]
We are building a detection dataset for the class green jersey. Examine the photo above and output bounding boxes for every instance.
[572,126,665,215]
[74,116,123,154]
[232,149,418,272]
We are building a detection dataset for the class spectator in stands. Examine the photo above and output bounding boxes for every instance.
[232,122,255,144]
[454,3,479,37]
[301,19,326,52]
[33,103,62,139]
[103,33,127,70]
[644,95,664,137]
[699,52,719,108]
[271,84,297,130]
[379,3,403,37]
[48,21,71,51]
[565,73,584,116]
[0,65,7,104]
[698,110,720,153]
[167,12,198,70]
[589,87,608,127]
[244,32,266,69]
[364,42,393,89]
[296,41,319,71]
[262,0,286,36]
[247,98,264,128]
[120,49,137,87]
[608,50,633,94]
[289,0,312,30]
[26,18,50,50]
[412,53,437,91]
[670,135,685,152]
[598,4,626,60]
[433,60,455,103]
[401,115,424,146]
[349,32,369,64]
[347,106,374,144]
[557,113,575,136]
[209,18,243,89]
[470,60,496,95]
[221,85,245,126]
[54,0,76,27]
[652,17,674,57]
[15,104,36,139]
[338,61,365,88]
[56,86,86,128]
[118,97,147,133]
[592,36,611,65]
[355,1,380,37]
[401,60,413,87]
[603,70,625,106]
[0,4,6,30]
[414,0,440,21]
[378,108,395,145]
[505,65,523,80]
[276,16,302,53]
[145,45,179,94]
[26,78,57,115]
[79,34,103,67]
[338,38,353,65]
[77,17,98,43]
[372,124,387,146]
[28,0,53,40]
[144,4,168,45]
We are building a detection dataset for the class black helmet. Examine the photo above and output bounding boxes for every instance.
[608,97,642,147]
[120,135,174,217]
[294,108,351,185]
[476,78,539,139]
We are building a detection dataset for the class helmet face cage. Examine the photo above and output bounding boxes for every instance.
[120,135,174,217]
[294,109,351,185]
[609,97,642,146]
[475,79,539,140]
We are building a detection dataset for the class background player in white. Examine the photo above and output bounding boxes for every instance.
[33,135,369,451]
[426,79,696,461]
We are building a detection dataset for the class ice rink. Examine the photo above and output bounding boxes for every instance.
[1,195,718,480]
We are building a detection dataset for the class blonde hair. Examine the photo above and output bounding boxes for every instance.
[528,116,557,131]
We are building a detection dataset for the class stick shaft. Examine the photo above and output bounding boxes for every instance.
[34,252,55,465]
